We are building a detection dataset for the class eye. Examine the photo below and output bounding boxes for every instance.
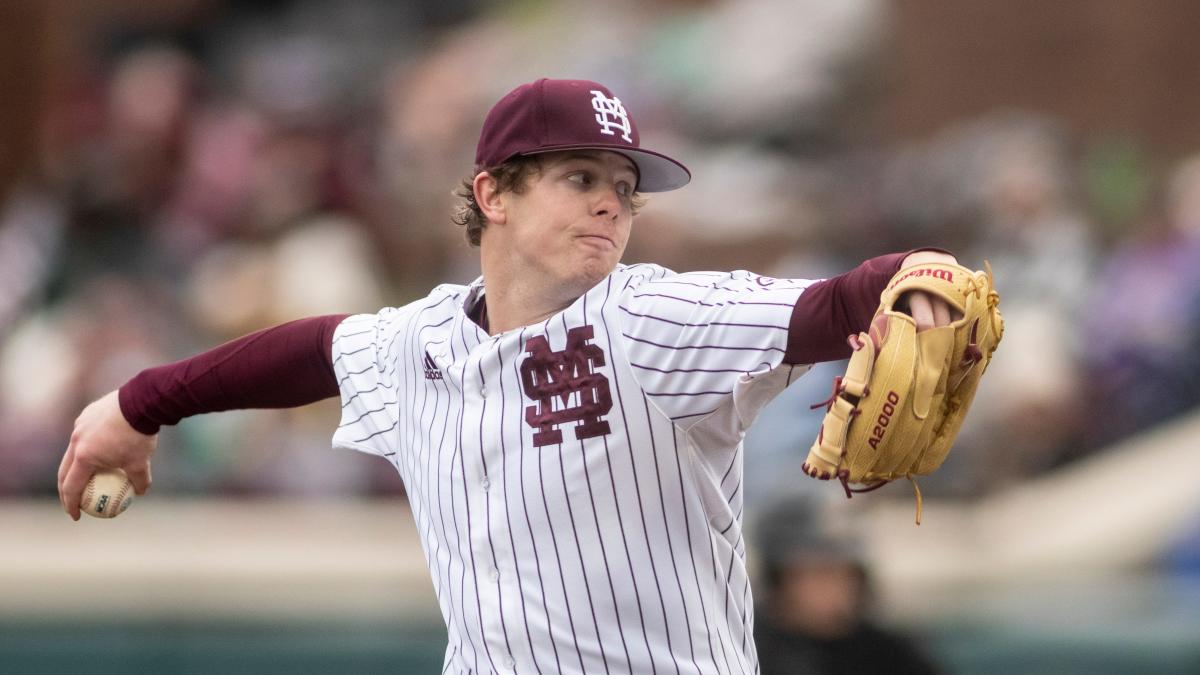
[567,171,592,186]
[616,181,634,198]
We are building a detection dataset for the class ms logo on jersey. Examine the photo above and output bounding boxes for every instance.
[520,325,613,447]
[590,90,633,143]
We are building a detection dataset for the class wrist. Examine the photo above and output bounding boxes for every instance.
[118,377,162,436]
[901,249,958,268]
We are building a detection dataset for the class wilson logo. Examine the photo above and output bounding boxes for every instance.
[520,325,612,447]
[888,267,953,290]
[867,390,901,450]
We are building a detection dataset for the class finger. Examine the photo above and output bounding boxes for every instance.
[125,464,151,496]
[58,442,75,513]
[907,292,935,332]
[61,462,93,521]
[58,433,74,490]
[932,298,952,328]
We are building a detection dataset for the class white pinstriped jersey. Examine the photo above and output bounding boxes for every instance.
[331,263,818,675]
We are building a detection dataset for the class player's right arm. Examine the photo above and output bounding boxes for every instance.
[58,314,348,520]
[59,390,157,519]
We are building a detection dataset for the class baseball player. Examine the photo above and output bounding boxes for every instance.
[60,78,958,674]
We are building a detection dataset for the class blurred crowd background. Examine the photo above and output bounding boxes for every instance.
[5,0,1200,670]
[5,0,1200,502]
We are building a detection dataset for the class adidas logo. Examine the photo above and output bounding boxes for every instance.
[424,351,443,380]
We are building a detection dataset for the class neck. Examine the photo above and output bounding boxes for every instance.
[478,253,579,335]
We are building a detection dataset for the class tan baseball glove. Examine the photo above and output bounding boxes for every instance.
[803,261,1004,523]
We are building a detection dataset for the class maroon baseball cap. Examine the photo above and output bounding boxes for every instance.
[475,78,690,193]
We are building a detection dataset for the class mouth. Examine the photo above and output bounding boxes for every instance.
[576,234,615,249]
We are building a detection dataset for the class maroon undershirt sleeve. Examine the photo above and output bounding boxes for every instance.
[118,314,351,435]
[783,249,950,364]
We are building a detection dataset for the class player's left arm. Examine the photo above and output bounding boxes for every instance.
[895,249,960,332]
[782,248,958,365]
[618,248,959,423]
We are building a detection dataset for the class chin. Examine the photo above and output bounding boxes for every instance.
[563,256,616,293]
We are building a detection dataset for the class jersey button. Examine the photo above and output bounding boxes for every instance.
[481,476,490,490]
[503,656,516,669]
[489,568,500,582]
[479,386,488,397]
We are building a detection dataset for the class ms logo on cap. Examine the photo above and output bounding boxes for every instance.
[475,78,690,192]
[590,90,633,143]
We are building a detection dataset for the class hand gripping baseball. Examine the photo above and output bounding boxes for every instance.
[59,390,157,520]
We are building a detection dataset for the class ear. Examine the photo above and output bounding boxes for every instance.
[473,171,507,225]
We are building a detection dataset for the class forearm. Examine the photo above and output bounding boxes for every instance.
[784,248,951,364]
[118,314,350,434]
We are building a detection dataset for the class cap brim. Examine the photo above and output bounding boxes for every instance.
[521,143,691,193]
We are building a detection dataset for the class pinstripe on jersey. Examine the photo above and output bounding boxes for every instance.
[332,263,816,674]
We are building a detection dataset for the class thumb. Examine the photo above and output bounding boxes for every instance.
[124,463,152,496]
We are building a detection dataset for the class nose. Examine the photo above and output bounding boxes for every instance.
[591,184,622,220]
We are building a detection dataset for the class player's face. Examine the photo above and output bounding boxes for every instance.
[502,150,638,293]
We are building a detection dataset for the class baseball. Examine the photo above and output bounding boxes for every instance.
[80,469,134,519]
